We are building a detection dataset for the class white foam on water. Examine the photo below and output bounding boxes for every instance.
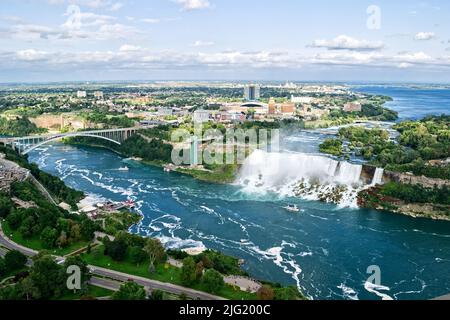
[298,252,313,257]
[337,284,359,300]
[364,282,394,300]
[247,243,305,293]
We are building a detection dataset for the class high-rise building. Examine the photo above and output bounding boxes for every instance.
[244,84,260,101]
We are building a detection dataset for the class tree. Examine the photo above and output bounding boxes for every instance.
[112,281,146,300]
[257,285,275,300]
[149,289,165,301]
[56,231,69,248]
[29,255,63,299]
[6,210,23,230]
[144,238,166,273]
[0,194,13,218]
[202,269,224,294]
[18,216,36,239]
[69,223,82,241]
[195,261,204,280]
[0,283,23,300]
[80,218,97,241]
[0,259,6,277]
[274,286,302,300]
[129,246,148,266]
[181,257,197,286]
[4,250,27,273]
[40,227,58,249]
[20,277,41,300]
[104,239,128,261]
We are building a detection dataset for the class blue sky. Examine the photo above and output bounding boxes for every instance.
[0,0,449,82]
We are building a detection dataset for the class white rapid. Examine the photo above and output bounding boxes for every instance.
[237,150,370,208]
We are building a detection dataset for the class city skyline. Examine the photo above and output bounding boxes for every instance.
[1,0,450,82]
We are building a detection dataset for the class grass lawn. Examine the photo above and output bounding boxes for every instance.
[58,285,114,300]
[1,220,89,257]
[81,246,257,300]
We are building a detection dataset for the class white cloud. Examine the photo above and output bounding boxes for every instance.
[5,48,448,74]
[141,18,161,24]
[311,35,384,51]
[398,62,412,69]
[16,49,49,61]
[47,0,117,9]
[0,6,138,41]
[119,44,142,52]
[173,0,211,11]
[414,32,435,40]
[193,40,215,47]
[109,2,124,12]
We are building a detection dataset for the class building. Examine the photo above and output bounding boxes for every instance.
[268,98,277,115]
[343,102,362,112]
[280,102,296,115]
[158,107,173,116]
[229,111,246,122]
[193,109,210,123]
[77,91,87,98]
[94,91,104,100]
[244,84,260,101]
[213,111,231,122]
[291,95,314,104]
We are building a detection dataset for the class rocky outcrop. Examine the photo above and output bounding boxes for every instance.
[383,170,450,188]
[358,186,450,221]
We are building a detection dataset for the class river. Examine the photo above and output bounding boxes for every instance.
[27,85,450,300]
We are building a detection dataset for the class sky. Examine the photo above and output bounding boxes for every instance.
[0,0,449,83]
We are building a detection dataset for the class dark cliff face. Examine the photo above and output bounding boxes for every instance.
[360,165,377,184]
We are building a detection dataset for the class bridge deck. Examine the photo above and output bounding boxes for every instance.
[6,126,153,141]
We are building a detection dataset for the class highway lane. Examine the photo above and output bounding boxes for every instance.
[0,222,225,300]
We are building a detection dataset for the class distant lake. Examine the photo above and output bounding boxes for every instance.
[352,85,450,121]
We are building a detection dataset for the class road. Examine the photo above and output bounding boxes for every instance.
[0,222,225,300]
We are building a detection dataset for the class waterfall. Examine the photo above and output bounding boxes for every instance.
[237,150,366,207]
[371,168,384,186]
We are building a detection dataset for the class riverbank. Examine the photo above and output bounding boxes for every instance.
[358,185,450,221]
[64,138,239,184]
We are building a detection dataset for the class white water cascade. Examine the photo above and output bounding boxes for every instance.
[371,168,385,186]
[237,150,372,208]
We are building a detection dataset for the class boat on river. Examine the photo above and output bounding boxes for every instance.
[283,204,301,213]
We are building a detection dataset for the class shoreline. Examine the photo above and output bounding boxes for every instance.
[64,140,237,184]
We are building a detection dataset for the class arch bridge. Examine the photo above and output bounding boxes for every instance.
[0,126,154,155]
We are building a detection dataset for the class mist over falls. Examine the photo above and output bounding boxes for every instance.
[237,150,383,208]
